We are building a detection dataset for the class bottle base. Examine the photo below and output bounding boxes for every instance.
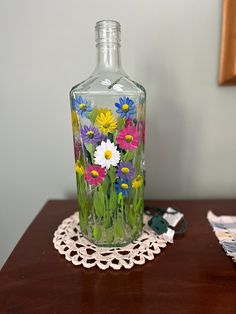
[82,229,142,248]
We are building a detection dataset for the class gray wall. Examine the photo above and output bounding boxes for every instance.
[0,0,236,267]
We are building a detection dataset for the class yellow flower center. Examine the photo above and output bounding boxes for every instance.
[125,135,133,143]
[91,170,99,178]
[121,167,130,174]
[79,103,87,111]
[86,131,94,139]
[103,122,110,129]
[122,104,129,112]
[104,150,112,160]
[121,183,129,189]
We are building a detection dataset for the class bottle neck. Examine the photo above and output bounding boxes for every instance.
[94,43,123,74]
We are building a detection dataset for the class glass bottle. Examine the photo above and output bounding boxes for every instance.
[70,20,146,246]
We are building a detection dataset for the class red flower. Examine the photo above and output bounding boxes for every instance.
[85,164,106,186]
[116,126,139,151]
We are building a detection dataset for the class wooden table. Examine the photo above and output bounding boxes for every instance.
[0,200,236,313]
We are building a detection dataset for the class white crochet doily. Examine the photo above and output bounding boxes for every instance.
[53,212,169,270]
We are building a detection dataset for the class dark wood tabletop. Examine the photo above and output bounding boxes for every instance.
[0,200,236,314]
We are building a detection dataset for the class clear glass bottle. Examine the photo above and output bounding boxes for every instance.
[70,20,146,246]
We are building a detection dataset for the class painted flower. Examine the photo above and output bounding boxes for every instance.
[85,164,106,186]
[137,121,145,144]
[80,125,101,145]
[97,108,113,116]
[125,118,133,127]
[73,96,92,118]
[115,180,130,196]
[71,111,79,135]
[132,175,143,189]
[96,111,117,134]
[115,97,136,118]
[116,126,139,151]
[94,139,120,170]
[73,136,80,161]
[75,160,84,176]
[117,162,135,181]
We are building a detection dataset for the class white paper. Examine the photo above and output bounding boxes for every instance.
[163,207,183,227]
[162,228,175,244]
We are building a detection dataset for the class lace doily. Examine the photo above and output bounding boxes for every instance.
[53,212,169,270]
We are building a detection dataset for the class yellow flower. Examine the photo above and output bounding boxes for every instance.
[132,175,143,189]
[75,161,84,176]
[97,108,113,116]
[71,111,79,135]
[96,111,117,134]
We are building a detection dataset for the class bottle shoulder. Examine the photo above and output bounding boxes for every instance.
[70,73,146,98]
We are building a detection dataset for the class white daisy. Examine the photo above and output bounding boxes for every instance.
[94,139,120,170]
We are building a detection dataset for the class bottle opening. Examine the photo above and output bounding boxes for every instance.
[95,20,121,46]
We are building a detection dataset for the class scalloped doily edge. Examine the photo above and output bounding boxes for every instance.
[53,212,169,270]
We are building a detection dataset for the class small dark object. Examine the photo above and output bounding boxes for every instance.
[148,216,169,235]
[145,206,187,236]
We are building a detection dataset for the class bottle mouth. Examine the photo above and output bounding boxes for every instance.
[95,20,121,45]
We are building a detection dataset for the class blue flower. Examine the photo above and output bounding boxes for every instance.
[115,179,130,197]
[73,96,92,118]
[115,97,136,118]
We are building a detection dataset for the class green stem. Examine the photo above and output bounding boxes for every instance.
[118,192,123,223]
[124,151,129,161]
[107,177,112,220]
[121,196,124,223]
[104,194,108,223]
[134,188,138,213]
[77,174,81,195]
[89,144,94,163]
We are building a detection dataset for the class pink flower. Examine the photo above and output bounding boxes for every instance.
[125,118,133,127]
[85,164,106,186]
[116,126,139,151]
[138,121,145,144]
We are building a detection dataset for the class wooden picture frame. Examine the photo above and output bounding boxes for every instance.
[219,0,236,85]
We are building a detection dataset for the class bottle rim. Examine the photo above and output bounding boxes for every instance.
[95,20,121,31]
[95,20,121,45]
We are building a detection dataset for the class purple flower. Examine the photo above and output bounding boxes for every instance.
[80,125,101,145]
[117,161,135,181]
